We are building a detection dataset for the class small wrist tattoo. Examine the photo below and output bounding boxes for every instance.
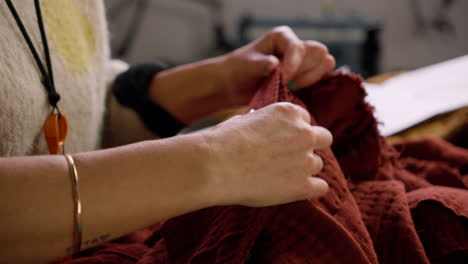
[66,233,111,254]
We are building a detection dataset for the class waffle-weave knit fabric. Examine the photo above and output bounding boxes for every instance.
[71,69,468,264]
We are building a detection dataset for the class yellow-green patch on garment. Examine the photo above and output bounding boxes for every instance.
[42,0,96,73]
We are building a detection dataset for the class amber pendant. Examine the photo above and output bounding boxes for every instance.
[44,113,68,155]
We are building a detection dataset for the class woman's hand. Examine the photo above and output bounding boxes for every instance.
[0,102,331,263]
[223,26,336,106]
[201,102,332,207]
[149,26,334,123]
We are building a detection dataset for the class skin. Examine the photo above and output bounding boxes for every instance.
[0,26,335,263]
[150,26,335,123]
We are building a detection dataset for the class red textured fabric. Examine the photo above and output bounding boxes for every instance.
[70,70,468,264]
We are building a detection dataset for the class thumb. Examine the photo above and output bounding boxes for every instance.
[248,53,280,77]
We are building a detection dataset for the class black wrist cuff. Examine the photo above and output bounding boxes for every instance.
[113,62,185,138]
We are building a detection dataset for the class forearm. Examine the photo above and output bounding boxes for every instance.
[0,135,213,263]
[149,56,232,123]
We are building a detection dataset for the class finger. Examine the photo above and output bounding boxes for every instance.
[268,27,305,82]
[288,103,311,124]
[269,102,311,124]
[282,44,305,82]
[304,177,329,199]
[304,40,329,58]
[294,54,336,88]
[247,53,280,77]
[295,105,311,124]
[295,41,331,77]
[310,126,333,150]
[308,152,324,175]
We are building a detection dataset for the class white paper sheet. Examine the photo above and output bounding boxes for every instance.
[364,55,468,136]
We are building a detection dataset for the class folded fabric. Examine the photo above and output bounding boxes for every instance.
[71,69,468,264]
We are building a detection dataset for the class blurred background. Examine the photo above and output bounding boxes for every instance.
[105,0,468,147]
[105,0,468,78]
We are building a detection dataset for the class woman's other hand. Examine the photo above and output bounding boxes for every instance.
[149,26,334,124]
[201,102,332,207]
[223,26,336,106]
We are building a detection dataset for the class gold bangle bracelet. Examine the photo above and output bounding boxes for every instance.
[64,154,82,254]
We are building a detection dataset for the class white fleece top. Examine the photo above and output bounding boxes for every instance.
[0,0,139,156]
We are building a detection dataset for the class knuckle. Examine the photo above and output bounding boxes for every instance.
[295,43,307,55]
[273,25,292,34]
[301,108,312,122]
[271,103,310,123]
[307,154,324,174]
[295,176,319,200]
[315,126,334,147]
[269,26,297,42]
[297,124,312,136]
[295,106,309,120]
[290,176,311,199]
[303,127,317,145]
[268,27,284,39]
[273,102,297,115]
[325,54,336,70]
[316,155,324,172]
[290,124,309,143]
[324,128,334,146]
[305,40,329,55]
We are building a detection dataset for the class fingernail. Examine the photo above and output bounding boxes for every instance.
[287,80,299,91]
[264,56,279,75]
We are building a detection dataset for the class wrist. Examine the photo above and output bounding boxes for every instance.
[149,56,233,123]
[209,55,236,105]
[156,133,221,209]
[190,133,222,208]
[218,53,242,107]
[191,131,237,207]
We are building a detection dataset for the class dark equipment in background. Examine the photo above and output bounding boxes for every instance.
[238,15,381,78]
[192,0,382,77]
[107,0,381,77]
[106,0,458,77]
[106,0,380,77]
[190,0,382,77]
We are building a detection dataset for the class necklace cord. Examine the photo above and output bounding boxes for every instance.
[5,0,61,110]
